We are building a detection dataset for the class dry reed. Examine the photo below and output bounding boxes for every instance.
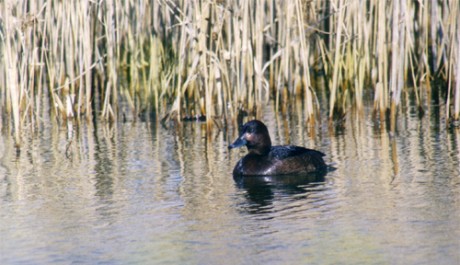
[1,0,460,147]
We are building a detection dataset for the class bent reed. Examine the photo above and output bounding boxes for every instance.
[1,0,460,146]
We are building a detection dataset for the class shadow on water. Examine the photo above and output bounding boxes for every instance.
[234,170,328,213]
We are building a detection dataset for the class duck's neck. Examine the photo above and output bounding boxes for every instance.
[248,142,271,155]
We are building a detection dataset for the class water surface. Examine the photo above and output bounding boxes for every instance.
[1,106,459,264]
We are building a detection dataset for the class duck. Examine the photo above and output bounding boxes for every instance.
[228,120,326,177]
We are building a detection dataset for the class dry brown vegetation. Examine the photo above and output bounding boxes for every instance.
[1,0,460,147]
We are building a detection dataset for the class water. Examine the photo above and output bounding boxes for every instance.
[1,105,460,264]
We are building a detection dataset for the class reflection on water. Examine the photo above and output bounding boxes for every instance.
[0,103,460,264]
[235,171,328,213]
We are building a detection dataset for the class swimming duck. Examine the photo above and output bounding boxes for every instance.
[228,120,326,177]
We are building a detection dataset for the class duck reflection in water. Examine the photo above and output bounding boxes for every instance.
[234,170,327,210]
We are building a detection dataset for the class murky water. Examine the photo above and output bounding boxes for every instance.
[1,104,460,264]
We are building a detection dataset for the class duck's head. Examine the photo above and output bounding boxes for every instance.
[228,120,272,155]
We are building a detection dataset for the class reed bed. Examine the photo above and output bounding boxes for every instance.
[1,0,460,147]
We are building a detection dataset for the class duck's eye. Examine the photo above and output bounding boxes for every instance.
[245,127,254,133]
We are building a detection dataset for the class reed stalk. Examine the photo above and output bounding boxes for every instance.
[328,0,344,121]
[3,1,22,147]
[389,0,405,133]
[295,0,314,124]
[450,3,460,122]
[101,0,117,122]
[373,0,388,120]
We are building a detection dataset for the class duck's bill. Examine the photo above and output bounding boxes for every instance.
[228,137,247,149]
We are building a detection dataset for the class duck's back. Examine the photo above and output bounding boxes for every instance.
[270,146,324,160]
[233,145,326,176]
[269,146,326,174]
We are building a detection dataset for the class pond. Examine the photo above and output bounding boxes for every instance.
[1,103,459,264]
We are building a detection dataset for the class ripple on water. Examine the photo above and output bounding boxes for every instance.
[1,114,460,265]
